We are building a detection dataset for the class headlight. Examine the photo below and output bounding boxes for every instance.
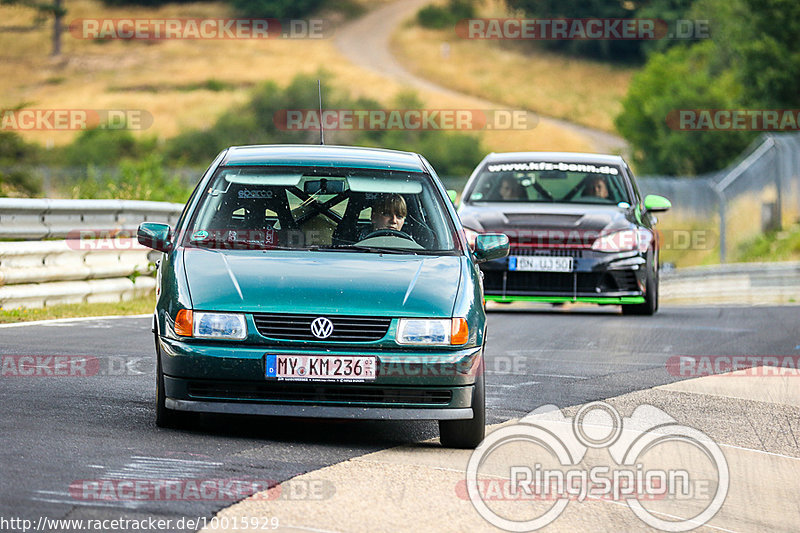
[174,310,247,340]
[591,229,651,253]
[396,318,469,346]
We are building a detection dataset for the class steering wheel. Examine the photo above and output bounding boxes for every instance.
[363,229,415,241]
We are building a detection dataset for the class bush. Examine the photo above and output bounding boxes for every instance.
[506,0,698,62]
[615,42,755,175]
[165,73,485,176]
[230,0,324,18]
[417,0,475,30]
[0,132,42,197]
[59,128,156,167]
[68,155,193,203]
[0,169,42,197]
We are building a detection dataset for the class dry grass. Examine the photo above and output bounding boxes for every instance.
[390,1,635,133]
[0,0,415,147]
[1,0,597,155]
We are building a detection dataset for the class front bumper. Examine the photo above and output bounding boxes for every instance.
[481,248,647,303]
[158,337,482,420]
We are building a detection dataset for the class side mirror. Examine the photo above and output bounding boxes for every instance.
[474,233,509,263]
[643,194,671,213]
[138,222,173,253]
[447,190,458,204]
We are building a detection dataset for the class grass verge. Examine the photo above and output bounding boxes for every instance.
[734,223,800,263]
[390,3,635,133]
[0,292,154,324]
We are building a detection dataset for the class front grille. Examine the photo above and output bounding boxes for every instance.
[253,313,391,342]
[483,270,640,295]
[509,247,584,258]
[187,381,452,406]
[484,271,598,293]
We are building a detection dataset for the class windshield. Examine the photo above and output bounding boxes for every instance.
[184,166,458,253]
[467,161,631,206]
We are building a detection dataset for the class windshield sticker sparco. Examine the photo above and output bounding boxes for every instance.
[487,162,619,175]
[238,189,273,199]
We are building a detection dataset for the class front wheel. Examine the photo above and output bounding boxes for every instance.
[622,265,658,316]
[155,334,182,428]
[439,361,485,449]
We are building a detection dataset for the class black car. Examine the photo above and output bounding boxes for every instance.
[459,152,671,315]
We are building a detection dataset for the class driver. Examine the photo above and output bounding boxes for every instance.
[583,176,610,199]
[370,193,407,232]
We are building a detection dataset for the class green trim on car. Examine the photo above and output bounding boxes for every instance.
[484,295,646,304]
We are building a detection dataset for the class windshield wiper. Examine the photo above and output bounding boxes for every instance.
[345,244,418,255]
[190,239,293,251]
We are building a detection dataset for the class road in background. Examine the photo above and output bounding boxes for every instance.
[0,305,797,530]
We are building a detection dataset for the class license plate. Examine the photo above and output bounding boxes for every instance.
[509,256,573,272]
[265,354,377,381]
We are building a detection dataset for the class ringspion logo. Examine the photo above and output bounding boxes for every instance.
[464,402,728,531]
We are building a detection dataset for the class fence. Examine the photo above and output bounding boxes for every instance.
[0,198,184,240]
[0,200,182,308]
[638,132,800,263]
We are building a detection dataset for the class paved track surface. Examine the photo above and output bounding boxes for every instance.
[1,304,797,531]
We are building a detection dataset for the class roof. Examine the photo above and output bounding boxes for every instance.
[482,151,626,165]
[221,144,427,172]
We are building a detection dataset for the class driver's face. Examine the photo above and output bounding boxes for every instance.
[588,179,609,198]
[372,209,406,231]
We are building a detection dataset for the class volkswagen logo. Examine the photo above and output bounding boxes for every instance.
[310,317,334,339]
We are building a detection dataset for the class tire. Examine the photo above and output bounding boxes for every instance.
[439,361,485,449]
[622,261,658,316]
[154,333,182,428]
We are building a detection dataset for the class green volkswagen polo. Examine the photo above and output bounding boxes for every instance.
[138,145,508,448]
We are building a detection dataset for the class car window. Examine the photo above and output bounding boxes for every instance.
[467,161,632,206]
[184,166,457,253]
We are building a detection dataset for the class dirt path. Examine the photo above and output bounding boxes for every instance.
[334,0,628,154]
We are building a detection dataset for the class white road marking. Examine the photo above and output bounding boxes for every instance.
[0,314,150,328]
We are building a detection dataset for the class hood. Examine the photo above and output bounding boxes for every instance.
[182,248,463,317]
[459,203,634,245]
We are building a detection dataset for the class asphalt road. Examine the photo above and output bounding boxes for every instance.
[0,304,797,532]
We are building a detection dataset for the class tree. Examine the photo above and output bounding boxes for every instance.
[615,42,754,175]
[0,0,66,56]
[730,0,800,108]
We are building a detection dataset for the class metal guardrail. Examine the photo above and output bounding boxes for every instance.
[0,198,178,308]
[0,239,157,308]
[1,198,798,308]
[0,198,184,240]
[661,262,800,305]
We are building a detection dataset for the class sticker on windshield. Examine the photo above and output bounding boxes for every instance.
[487,162,619,175]
[191,230,209,241]
[238,189,273,199]
[617,202,631,208]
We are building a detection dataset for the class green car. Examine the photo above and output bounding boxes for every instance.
[138,145,509,448]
